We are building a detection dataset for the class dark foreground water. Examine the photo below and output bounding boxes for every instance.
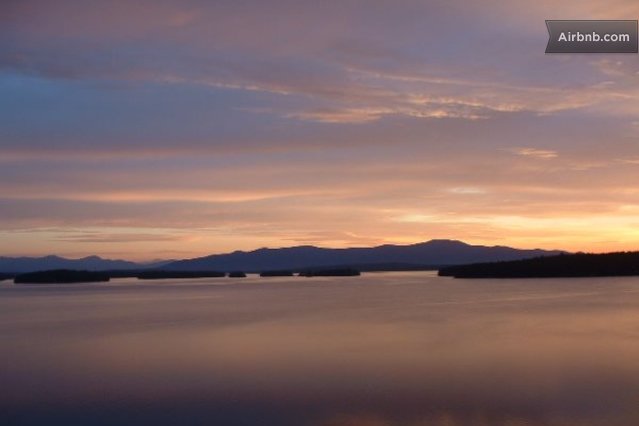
[2,272,639,426]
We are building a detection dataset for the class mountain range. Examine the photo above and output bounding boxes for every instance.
[163,239,564,272]
[0,255,168,274]
[0,240,564,274]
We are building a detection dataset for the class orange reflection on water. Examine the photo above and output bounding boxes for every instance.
[2,273,639,425]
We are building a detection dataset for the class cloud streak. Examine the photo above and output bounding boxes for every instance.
[1,0,639,258]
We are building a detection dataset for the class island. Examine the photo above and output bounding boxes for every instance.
[228,271,247,278]
[259,270,295,277]
[14,269,110,284]
[438,252,639,278]
[299,268,361,277]
[136,271,225,280]
[0,273,15,282]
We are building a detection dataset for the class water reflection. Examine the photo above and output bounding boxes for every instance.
[2,272,639,425]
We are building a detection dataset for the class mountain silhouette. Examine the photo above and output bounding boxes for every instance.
[162,239,564,272]
[0,240,564,274]
[0,255,150,273]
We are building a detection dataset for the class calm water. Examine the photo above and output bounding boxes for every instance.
[2,272,639,426]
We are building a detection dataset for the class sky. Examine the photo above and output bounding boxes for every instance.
[1,0,639,260]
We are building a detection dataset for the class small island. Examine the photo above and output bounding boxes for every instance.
[259,270,295,277]
[136,271,225,280]
[299,268,361,277]
[228,271,247,278]
[438,251,639,278]
[0,273,15,282]
[14,269,110,284]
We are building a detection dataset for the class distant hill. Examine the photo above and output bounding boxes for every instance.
[0,240,565,275]
[162,240,564,272]
[438,251,639,278]
[0,255,158,274]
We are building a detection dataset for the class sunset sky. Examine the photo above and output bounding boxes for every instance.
[1,0,639,260]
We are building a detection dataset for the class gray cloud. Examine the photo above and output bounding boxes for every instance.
[1,0,638,257]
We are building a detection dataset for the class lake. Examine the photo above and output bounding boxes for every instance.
[2,272,639,425]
